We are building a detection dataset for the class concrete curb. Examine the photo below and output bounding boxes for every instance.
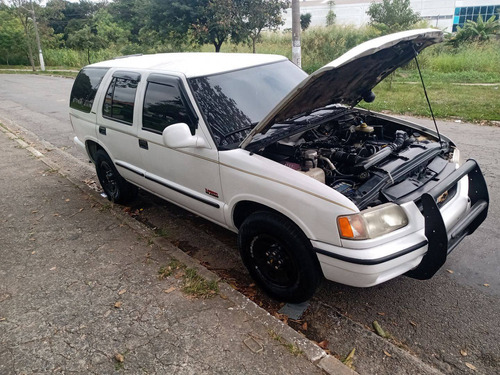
[0,119,358,375]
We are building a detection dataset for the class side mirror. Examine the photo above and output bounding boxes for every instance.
[162,123,207,149]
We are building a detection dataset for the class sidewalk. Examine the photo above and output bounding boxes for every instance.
[0,127,354,374]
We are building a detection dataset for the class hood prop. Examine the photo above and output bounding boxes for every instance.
[413,47,443,146]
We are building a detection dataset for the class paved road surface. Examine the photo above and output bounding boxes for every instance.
[1,74,499,374]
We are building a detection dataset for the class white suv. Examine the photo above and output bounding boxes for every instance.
[70,29,489,302]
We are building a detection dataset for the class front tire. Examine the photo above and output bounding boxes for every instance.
[238,212,322,303]
[94,149,137,204]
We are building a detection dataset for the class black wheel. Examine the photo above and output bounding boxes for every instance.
[238,211,322,303]
[94,149,137,204]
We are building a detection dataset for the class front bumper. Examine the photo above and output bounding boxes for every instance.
[405,159,489,279]
[313,159,489,287]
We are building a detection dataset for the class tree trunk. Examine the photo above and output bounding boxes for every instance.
[252,37,256,53]
[26,41,35,71]
[214,40,223,53]
[87,48,91,64]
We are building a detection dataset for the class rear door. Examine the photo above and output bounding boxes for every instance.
[96,70,144,185]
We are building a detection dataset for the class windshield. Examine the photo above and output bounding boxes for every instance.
[189,60,307,148]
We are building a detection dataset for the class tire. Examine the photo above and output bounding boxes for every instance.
[238,211,322,303]
[94,149,138,204]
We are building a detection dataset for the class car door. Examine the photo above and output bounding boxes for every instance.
[96,70,144,185]
[136,73,225,224]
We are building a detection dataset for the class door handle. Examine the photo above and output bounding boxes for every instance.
[99,126,106,135]
[139,139,148,150]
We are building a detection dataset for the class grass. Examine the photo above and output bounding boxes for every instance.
[158,259,219,298]
[1,27,498,122]
[360,76,500,122]
[0,69,78,78]
[268,329,304,356]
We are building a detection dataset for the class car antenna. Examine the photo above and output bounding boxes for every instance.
[413,46,443,146]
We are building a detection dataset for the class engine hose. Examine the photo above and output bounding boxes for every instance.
[362,130,410,169]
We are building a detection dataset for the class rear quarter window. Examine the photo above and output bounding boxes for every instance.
[70,67,109,113]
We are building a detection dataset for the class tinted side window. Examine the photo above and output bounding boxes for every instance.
[70,67,109,113]
[102,77,138,124]
[143,82,192,134]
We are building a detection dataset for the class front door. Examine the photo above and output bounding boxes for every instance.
[135,73,225,224]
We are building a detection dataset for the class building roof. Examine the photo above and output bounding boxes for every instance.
[89,52,287,78]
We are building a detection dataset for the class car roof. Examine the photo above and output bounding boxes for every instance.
[88,52,288,78]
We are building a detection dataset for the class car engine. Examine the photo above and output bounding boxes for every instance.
[261,111,455,209]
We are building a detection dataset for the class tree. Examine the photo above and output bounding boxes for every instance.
[67,24,106,64]
[366,0,420,33]
[237,0,289,53]
[447,15,500,47]
[191,0,239,52]
[326,1,336,26]
[9,0,38,70]
[300,12,311,31]
[146,0,200,48]
[0,5,26,64]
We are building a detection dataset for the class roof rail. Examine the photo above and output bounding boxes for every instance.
[112,54,143,60]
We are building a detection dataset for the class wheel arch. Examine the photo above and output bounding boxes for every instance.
[232,200,313,241]
[85,139,106,164]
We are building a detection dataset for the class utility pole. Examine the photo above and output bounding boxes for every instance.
[30,0,45,71]
[291,0,301,68]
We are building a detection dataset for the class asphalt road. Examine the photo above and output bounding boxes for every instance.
[1,74,499,374]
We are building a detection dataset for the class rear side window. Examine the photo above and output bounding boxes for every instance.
[70,67,109,113]
[143,81,192,134]
[102,74,139,124]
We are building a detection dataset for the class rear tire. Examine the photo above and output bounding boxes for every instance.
[95,149,137,204]
[238,212,322,303]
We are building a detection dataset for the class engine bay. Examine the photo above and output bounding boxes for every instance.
[260,111,455,209]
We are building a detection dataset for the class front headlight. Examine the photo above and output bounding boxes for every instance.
[337,203,409,240]
[451,147,462,166]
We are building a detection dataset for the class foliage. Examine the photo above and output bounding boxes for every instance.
[191,0,239,52]
[366,0,421,33]
[326,1,336,26]
[235,0,289,53]
[66,24,106,64]
[300,12,311,31]
[0,6,26,65]
[447,15,500,47]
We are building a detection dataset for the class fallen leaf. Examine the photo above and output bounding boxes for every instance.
[50,267,56,271]
[164,287,176,294]
[53,213,60,217]
[377,312,385,316]
[342,348,356,369]
[373,321,388,338]
[465,362,476,371]
[31,251,36,255]
[114,301,122,308]
[115,353,124,363]
[118,289,127,295]
[65,199,70,202]
[302,322,308,331]
[483,284,490,287]
[31,210,38,214]
[409,320,417,327]
[249,283,256,287]
[446,269,454,274]
[460,349,468,356]
[383,350,392,357]
[0,317,6,322]
[318,340,329,349]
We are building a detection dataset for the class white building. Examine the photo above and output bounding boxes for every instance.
[283,0,500,32]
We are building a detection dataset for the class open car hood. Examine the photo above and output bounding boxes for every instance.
[240,29,443,149]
